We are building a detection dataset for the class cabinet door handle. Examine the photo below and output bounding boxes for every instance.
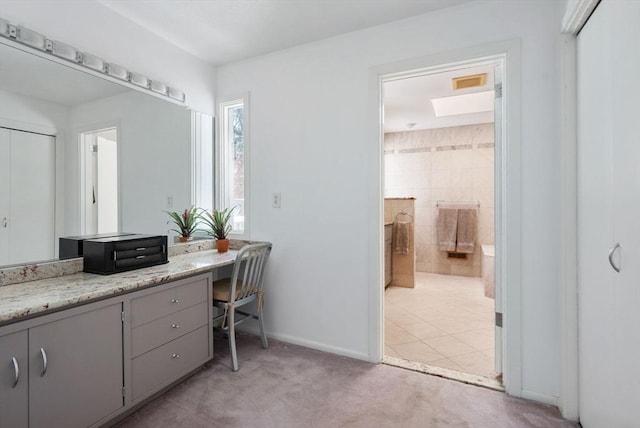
[171,353,180,359]
[11,357,19,388]
[608,243,621,273]
[171,324,180,329]
[170,299,180,304]
[2,217,7,228]
[39,347,48,377]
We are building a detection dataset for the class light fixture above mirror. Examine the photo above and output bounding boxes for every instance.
[0,16,186,103]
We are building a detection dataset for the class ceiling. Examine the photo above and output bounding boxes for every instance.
[97,0,475,66]
[383,63,496,133]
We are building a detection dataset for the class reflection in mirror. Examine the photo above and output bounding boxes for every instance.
[0,40,192,267]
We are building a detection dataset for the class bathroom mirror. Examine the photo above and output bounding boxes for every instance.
[0,40,192,267]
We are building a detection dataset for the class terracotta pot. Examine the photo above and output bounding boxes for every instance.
[216,239,230,253]
[178,236,192,243]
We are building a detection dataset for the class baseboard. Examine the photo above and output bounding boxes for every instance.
[238,326,370,362]
[521,389,559,406]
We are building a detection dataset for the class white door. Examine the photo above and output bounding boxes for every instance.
[577,1,640,426]
[83,129,118,235]
[0,128,55,265]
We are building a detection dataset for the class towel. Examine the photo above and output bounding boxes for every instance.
[456,209,477,254]
[437,208,458,252]
[393,221,411,255]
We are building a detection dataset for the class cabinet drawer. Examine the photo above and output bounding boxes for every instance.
[131,301,208,357]
[131,276,209,327]
[131,326,210,400]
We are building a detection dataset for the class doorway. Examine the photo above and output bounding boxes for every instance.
[381,60,503,387]
[80,127,119,235]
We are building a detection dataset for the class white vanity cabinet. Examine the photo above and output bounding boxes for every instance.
[0,272,214,428]
[0,301,123,428]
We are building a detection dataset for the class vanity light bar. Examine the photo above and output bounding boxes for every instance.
[0,17,186,104]
[50,40,82,62]
[106,63,128,81]
[150,80,168,95]
[129,72,150,89]
[16,26,46,50]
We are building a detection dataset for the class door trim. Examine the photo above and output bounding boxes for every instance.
[367,40,522,397]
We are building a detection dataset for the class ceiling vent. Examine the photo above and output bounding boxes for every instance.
[452,73,487,90]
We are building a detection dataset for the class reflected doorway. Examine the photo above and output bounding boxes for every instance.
[80,127,118,235]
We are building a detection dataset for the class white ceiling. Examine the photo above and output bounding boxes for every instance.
[383,64,496,133]
[97,0,475,66]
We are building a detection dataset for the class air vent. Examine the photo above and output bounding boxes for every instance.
[452,73,487,90]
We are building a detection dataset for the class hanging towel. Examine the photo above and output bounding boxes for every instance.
[393,221,411,255]
[437,208,458,252]
[456,209,477,254]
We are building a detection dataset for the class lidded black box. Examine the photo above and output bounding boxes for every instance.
[83,234,168,275]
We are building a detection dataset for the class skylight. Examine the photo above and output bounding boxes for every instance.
[431,90,494,117]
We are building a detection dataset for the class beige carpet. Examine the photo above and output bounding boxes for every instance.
[115,332,577,428]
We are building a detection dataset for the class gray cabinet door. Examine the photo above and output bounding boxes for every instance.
[28,303,124,428]
[0,330,28,428]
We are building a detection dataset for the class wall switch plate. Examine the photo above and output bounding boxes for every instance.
[167,194,174,209]
[272,192,281,208]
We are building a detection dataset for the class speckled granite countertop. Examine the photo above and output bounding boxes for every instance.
[0,249,237,326]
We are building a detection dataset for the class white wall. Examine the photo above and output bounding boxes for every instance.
[217,0,563,401]
[0,1,216,115]
[68,91,191,238]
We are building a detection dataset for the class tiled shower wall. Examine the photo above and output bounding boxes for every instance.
[384,123,494,277]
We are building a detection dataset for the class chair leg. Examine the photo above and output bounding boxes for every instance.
[258,305,268,349]
[227,308,239,371]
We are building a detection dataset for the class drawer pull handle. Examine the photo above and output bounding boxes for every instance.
[171,353,180,359]
[171,324,180,329]
[11,357,19,388]
[170,299,180,304]
[136,255,146,259]
[136,247,146,251]
[39,348,48,377]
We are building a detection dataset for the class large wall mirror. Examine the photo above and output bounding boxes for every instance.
[0,40,193,267]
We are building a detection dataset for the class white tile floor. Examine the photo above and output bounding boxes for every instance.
[384,272,500,382]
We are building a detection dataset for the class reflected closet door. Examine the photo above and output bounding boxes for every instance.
[0,128,55,265]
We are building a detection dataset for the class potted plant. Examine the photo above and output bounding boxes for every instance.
[199,206,236,252]
[165,206,199,242]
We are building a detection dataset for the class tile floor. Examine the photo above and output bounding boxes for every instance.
[384,272,500,381]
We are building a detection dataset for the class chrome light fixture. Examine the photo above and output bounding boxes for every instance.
[168,87,185,102]
[50,40,81,62]
[106,63,128,81]
[0,16,186,104]
[82,52,105,72]
[150,80,168,95]
[129,72,150,88]
[16,26,46,50]
[0,18,9,37]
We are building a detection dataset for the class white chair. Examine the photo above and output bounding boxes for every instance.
[212,242,272,371]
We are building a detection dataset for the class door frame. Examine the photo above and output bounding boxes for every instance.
[367,40,523,397]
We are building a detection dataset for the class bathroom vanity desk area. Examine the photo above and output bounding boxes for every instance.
[0,248,237,428]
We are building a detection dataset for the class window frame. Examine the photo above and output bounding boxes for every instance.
[215,93,250,239]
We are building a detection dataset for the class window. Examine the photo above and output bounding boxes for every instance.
[216,94,249,236]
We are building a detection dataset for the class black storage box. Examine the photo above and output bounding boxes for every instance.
[59,233,136,259]
[83,234,168,275]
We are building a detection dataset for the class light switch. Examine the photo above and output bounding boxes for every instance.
[167,194,174,209]
[272,192,281,208]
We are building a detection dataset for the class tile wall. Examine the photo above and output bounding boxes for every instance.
[384,123,494,277]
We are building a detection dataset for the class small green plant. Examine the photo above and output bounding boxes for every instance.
[199,206,236,240]
[165,206,199,238]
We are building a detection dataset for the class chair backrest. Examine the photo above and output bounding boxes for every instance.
[229,242,272,303]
